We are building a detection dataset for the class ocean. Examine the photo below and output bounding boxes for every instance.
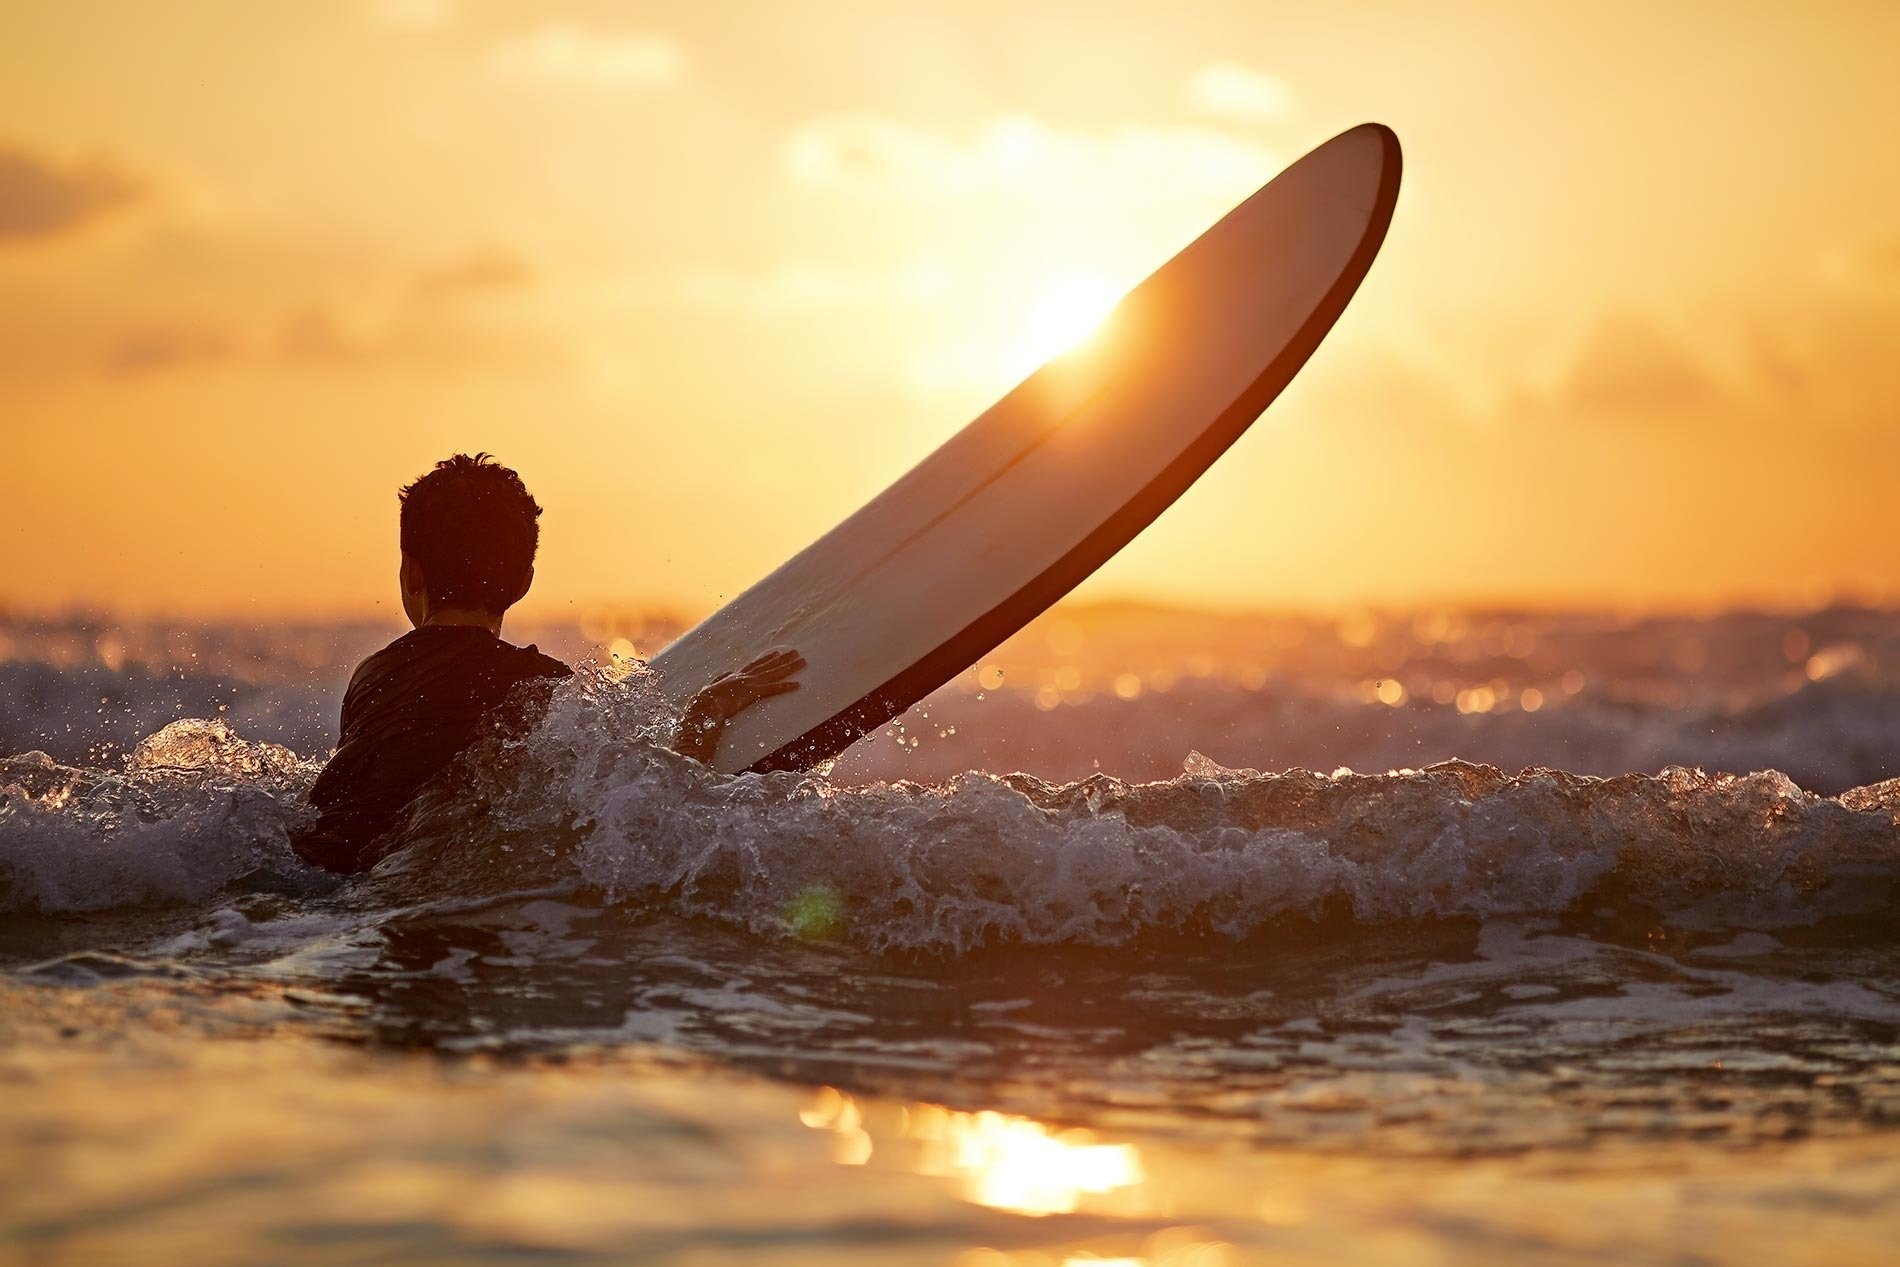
[3,603,1897,1265]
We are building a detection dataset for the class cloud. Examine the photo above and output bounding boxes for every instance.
[274,274,558,372]
[276,306,360,362]
[408,246,534,303]
[677,260,948,314]
[272,247,541,363]
[1550,313,1719,420]
[86,246,545,377]
[490,24,686,91]
[1468,271,1900,440]
[102,324,238,376]
[367,0,456,29]
[0,142,145,242]
[268,302,558,371]
[783,113,1278,200]
[1185,62,1295,121]
[1759,255,1900,426]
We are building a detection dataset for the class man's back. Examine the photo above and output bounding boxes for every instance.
[296,626,570,873]
[294,452,801,875]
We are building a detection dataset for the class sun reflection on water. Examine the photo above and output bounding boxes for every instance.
[908,1102,1144,1216]
[800,1088,1144,1216]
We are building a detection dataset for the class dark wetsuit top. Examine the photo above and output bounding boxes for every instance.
[294,626,570,874]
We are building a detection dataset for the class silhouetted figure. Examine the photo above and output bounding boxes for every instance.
[294,453,801,874]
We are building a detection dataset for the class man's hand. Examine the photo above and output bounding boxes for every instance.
[675,646,806,765]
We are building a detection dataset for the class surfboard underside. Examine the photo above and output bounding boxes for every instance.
[651,123,1402,774]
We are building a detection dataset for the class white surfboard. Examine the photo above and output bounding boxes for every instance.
[652,123,1401,773]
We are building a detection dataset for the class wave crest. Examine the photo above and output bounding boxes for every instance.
[7,686,1899,946]
[397,682,1900,951]
[0,719,319,913]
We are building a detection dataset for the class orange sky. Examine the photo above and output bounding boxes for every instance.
[4,1,1899,621]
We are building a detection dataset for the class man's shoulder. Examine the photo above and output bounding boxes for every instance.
[344,628,568,703]
[339,631,423,721]
[346,629,429,690]
[506,641,573,682]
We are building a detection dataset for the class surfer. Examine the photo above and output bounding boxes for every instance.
[291,453,804,874]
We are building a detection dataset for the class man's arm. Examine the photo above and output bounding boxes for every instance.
[674,646,806,766]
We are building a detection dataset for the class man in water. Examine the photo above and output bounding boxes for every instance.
[293,453,803,874]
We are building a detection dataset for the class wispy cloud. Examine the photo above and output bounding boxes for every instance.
[89,246,546,377]
[783,113,1277,200]
[490,24,686,91]
[0,141,145,242]
[408,245,534,304]
[276,305,359,362]
[274,246,551,368]
[677,260,948,314]
[102,324,237,376]
[1553,314,1718,421]
[274,297,556,370]
[1185,62,1294,122]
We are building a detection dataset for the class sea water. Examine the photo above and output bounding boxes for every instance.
[3,606,1897,1264]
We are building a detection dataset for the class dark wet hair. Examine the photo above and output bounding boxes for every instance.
[398,453,542,614]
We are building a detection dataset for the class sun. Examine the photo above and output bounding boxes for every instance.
[1020,276,1122,370]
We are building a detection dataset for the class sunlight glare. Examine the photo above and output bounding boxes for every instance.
[800,1090,1145,1215]
[906,1102,1144,1215]
[1020,276,1122,370]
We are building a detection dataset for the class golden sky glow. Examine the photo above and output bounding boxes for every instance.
[5,1,1900,619]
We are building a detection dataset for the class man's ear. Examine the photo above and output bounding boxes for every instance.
[510,564,535,607]
[399,552,432,624]
[400,553,428,597]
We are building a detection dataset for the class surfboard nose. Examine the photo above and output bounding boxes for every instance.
[1355,122,1402,172]
[1325,122,1402,180]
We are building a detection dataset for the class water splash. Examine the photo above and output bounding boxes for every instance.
[0,719,321,913]
[7,676,1899,946]
[395,682,1900,951]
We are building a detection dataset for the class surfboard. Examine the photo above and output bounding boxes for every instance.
[651,122,1401,773]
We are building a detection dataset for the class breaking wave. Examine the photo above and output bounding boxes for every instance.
[0,719,325,913]
[5,672,1899,949]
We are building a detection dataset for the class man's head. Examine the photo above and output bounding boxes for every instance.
[397,453,542,626]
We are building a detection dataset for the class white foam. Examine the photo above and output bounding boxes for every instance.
[397,680,1900,952]
[7,679,1900,953]
[0,719,320,913]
